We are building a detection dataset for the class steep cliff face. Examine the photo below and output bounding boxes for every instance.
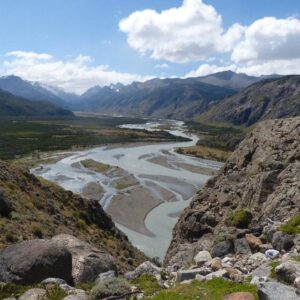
[0,161,146,273]
[165,116,300,267]
[198,76,300,126]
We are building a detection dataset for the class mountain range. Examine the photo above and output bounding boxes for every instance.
[1,71,299,124]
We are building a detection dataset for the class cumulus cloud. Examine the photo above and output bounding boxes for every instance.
[186,16,300,77]
[232,17,300,63]
[119,0,244,63]
[1,51,152,94]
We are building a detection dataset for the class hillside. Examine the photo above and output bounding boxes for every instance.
[0,89,73,117]
[165,116,300,267]
[0,160,146,273]
[78,78,236,120]
[198,75,300,127]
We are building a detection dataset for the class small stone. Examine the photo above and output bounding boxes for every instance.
[251,263,272,278]
[194,251,212,264]
[205,269,228,280]
[195,274,206,282]
[223,292,256,300]
[210,258,223,271]
[294,276,300,289]
[248,252,267,265]
[265,249,280,259]
[41,277,67,285]
[18,288,46,300]
[225,268,242,281]
[245,234,262,251]
[94,270,116,284]
[250,276,269,285]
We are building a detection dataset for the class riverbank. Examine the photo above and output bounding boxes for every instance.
[31,120,222,259]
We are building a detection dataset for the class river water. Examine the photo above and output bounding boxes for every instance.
[32,120,221,259]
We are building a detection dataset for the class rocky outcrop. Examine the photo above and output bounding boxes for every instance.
[165,117,300,267]
[0,239,72,284]
[52,234,117,284]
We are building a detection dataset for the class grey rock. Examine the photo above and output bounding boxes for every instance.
[52,234,116,284]
[211,240,234,258]
[41,277,67,285]
[194,250,212,264]
[234,238,252,255]
[0,239,72,284]
[265,249,280,259]
[63,295,88,300]
[18,288,46,300]
[251,263,272,278]
[125,261,161,280]
[258,282,299,300]
[95,270,116,284]
[177,268,205,282]
[250,276,269,286]
[272,231,294,252]
[275,261,300,284]
[205,269,228,280]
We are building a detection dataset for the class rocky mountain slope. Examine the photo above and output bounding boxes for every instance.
[165,116,300,267]
[0,161,146,273]
[0,76,64,106]
[0,89,73,116]
[77,78,236,120]
[198,76,300,127]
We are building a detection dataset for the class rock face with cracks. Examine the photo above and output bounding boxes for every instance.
[165,117,300,267]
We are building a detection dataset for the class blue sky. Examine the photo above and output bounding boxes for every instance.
[0,0,299,93]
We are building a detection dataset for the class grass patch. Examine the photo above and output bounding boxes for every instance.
[81,159,111,173]
[280,213,300,235]
[146,278,258,300]
[44,285,68,300]
[292,256,300,263]
[131,274,162,296]
[176,145,230,162]
[0,283,31,299]
[226,209,253,229]
[269,261,280,279]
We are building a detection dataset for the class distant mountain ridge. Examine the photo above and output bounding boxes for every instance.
[0,88,73,117]
[198,75,300,127]
[0,72,286,121]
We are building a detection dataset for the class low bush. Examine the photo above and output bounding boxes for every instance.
[280,213,300,235]
[90,278,131,300]
[226,209,253,229]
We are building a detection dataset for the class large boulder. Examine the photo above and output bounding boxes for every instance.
[258,282,298,300]
[272,231,294,251]
[194,250,212,264]
[125,261,161,280]
[52,234,116,285]
[275,261,300,284]
[0,239,72,284]
[18,288,46,300]
[211,240,234,258]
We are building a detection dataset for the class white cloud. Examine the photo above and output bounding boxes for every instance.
[1,51,152,94]
[186,16,300,77]
[232,17,300,63]
[119,0,244,63]
[155,63,169,69]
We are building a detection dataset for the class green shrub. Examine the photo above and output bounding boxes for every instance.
[5,232,18,243]
[0,283,30,299]
[45,285,67,300]
[90,278,131,300]
[226,209,253,229]
[31,224,43,238]
[280,213,300,235]
[132,274,161,296]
